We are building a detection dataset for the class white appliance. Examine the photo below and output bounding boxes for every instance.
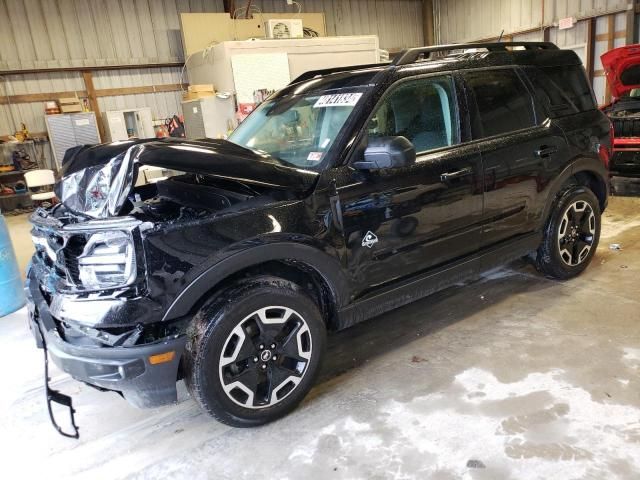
[182,96,236,140]
[45,112,101,169]
[186,36,381,96]
[265,19,303,39]
[103,108,154,142]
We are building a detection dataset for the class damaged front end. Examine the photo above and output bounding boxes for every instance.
[27,137,319,436]
[26,141,186,437]
[27,206,189,438]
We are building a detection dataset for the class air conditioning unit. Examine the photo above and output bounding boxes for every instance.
[265,19,303,39]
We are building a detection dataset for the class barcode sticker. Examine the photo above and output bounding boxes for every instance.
[307,151,323,162]
[314,93,362,108]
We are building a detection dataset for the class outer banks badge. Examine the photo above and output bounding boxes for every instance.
[362,231,378,248]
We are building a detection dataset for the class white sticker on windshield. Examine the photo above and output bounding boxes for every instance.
[314,92,362,108]
[307,151,323,162]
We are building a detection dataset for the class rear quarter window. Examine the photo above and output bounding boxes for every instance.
[526,65,596,117]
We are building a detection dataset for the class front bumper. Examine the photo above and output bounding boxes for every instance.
[26,268,187,408]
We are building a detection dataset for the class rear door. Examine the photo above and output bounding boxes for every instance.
[462,67,569,247]
[337,74,484,294]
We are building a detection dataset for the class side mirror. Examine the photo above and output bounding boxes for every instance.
[353,136,416,170]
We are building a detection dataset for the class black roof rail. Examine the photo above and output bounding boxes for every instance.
[290,62,389,84]
[392,42,559,66]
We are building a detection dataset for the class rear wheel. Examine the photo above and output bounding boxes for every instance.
[185,277,326,427]
[535,186,601,280]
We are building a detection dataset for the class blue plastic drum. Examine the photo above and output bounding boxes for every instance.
[0,213,25,316]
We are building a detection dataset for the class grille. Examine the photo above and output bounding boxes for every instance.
[612,118,640,138]
[61,236,86,284]
[32,227,87,286]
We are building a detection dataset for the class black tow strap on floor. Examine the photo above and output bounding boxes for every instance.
[37,322,80,439]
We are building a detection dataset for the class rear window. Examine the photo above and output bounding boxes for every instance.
[526,65,596,117]
[464,68,535,138]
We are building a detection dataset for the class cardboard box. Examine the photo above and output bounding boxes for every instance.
[60,104,83,113]
[188,84,214,93]
[182,91,215,101]
[58,97,81,105]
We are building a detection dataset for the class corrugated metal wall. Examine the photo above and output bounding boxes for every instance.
[0,67,187,138]
[0,0,424,136]
[0,0,211,71]
[0,0,225,136]
[435,0,630,43]
[257,0,424,51]
[435,0,636,104]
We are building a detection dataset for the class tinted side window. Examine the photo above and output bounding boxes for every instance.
[526,65,596,117]
[368,76,459,153]
[464,69,535,138]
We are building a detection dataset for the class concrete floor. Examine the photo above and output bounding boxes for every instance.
[2,179,640,479]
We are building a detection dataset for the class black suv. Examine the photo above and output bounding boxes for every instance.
[27,42,610,434]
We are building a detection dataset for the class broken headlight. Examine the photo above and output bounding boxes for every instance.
[77,231,136,289]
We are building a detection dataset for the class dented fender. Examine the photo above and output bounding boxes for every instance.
[162,239,350,321]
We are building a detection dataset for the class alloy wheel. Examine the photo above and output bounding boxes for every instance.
[218,306,312,409]
[557,200,596,267]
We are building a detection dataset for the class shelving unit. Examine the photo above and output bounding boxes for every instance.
[0,170,32,210]
[0,170,27,177]
[0,144,36,212]
[0,192,30,199]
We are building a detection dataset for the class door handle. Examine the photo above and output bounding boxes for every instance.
[440,167,472,182]
[535,145,558,158]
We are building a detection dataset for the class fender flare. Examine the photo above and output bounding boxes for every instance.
[162,242,350,321]
[538,157,609,230]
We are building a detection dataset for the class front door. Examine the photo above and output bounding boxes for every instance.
[336,74,484,296]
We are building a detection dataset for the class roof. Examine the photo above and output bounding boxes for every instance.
[280,42,582,97]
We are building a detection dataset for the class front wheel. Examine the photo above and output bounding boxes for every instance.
[534,186,601,280]
[185,277,326,427]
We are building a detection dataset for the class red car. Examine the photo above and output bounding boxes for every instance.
[602,45,640,177]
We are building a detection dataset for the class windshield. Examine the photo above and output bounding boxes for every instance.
[229,90,364,169]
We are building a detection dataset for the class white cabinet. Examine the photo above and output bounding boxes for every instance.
[103,108,155,142]
[45,112,101,169]
[183,96,236,140]
[184,36,381,138]
[186,36,382,95]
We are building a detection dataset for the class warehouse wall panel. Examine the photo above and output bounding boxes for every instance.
[244,0,423,51]
[1,0,423,69]
[436,0,635,106]
[0,0,423,135]
[93,66,183,124]
[0,0,225,69]
[589,11,628,103]
[435,0,630,43]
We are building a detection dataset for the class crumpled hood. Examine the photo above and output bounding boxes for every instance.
[601,45,640,99]
[55,139,151,219]
[55,138,319,219]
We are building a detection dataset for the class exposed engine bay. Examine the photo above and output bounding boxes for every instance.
[605,105,640,118]
[30,137,319,305]
[54,138,315,220]
[604,98,640,138]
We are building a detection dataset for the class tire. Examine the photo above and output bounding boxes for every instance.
[534,185,601,280]
[184,277,326,427]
